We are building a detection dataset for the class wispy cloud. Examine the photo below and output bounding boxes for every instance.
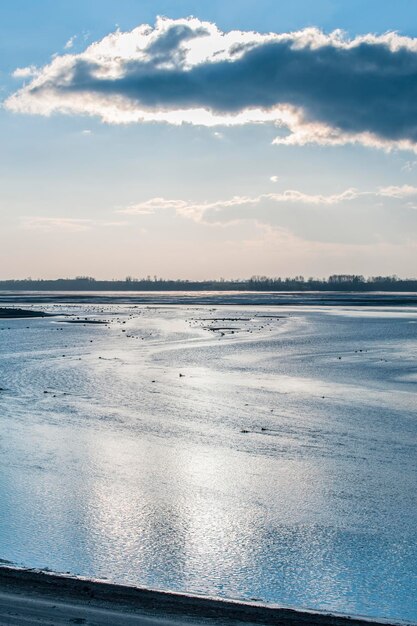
[21,217,129,232]
[402,160,417,172]
[117,184,417,245]
[6,17,417,152]
[117,187,374,221]
[64,35,77,50]
[120,198,190,215]
[101,220,129,227]
[378,185,417,198]
[21,217,93,232]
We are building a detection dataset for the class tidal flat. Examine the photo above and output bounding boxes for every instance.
[0,293,416,623]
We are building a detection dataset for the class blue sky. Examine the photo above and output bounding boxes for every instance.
[1,1,417,279]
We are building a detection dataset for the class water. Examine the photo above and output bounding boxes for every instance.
[0,294,416,622]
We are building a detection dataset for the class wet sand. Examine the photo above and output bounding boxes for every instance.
[0,567,406,626]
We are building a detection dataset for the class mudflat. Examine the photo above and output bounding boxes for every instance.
[1,298,415,623]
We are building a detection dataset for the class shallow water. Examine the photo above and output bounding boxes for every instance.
[0,295,416,622]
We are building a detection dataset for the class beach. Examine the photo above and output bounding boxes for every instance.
[0,567,407,626]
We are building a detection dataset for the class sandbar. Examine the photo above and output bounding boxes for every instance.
[0,307,50,319]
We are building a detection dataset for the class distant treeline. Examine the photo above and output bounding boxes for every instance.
[1,274,417,291]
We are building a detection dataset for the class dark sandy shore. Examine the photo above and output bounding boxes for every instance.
[0,567,409,626]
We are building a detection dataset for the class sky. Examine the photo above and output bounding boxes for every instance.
[1,0,417,280]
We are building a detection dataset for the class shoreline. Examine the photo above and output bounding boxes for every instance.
[0,566,411,626]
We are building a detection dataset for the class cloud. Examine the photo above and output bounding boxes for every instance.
[118,184,417,244]
[378,184,417,198]
[21,217,128,231]
[5,17,417,152]
[101,220,129,227]
[118,187,365,221]
[402,160,417,171]
[64,35,77,50]
[12,66,39,79]
[121,197,189,215]
[21,217,93,232]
